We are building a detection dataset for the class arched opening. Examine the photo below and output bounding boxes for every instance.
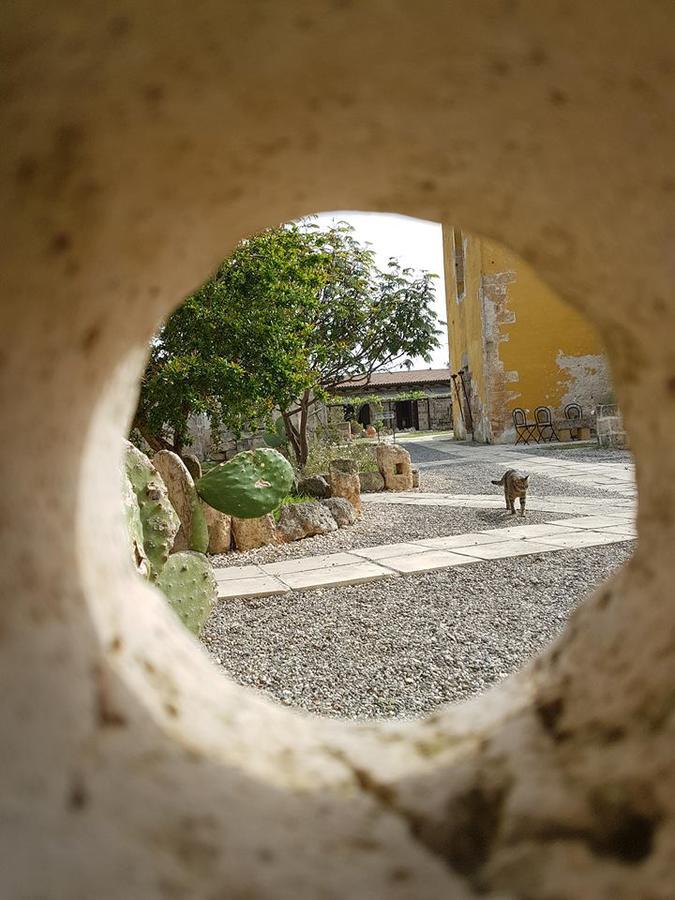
[125,211,635,722]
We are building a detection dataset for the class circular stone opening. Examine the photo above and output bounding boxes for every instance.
[7,7,673,894]
[124,212,636,721]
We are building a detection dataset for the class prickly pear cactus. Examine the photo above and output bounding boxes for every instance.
[124,441,180,578]
[189,493,209,553]
[195,448,294,519]
[122,472,149,577]
[155,551,217,635]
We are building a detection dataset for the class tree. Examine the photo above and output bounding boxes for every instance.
[132,225,321,453]
[133,220,441,466]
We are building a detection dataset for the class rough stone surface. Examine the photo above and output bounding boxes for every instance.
[376,443,414,491]
[322,497,357,527]
[359,470,386,493]
[277,501,338,543]
[181,453,202,481]
[231,515,278,551]
[297,474,331,499]
[329,458,362,514]
[4,4,675,899]
[202,501,232,554]
[152,450,196,552]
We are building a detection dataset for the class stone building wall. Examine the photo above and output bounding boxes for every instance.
[444,229,613,443]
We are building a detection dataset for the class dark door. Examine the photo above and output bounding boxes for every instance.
[395,399,413,429]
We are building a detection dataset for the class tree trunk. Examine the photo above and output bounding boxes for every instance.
[282,411,303,468]
[133,418,170,453]
[297,391,310,469]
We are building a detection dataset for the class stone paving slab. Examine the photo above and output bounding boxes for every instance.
[533,531,629,550]
[476,523,577,540]
[449,540,561,560]
[377,549,476,574]
[276,561,394,591]
[261,552,363,576]
[217,575,289,600]
[411,532,512,550]
[595,524,638,537]
[351,542,430,561]
[547,515,634,529]
[214,564,265,582]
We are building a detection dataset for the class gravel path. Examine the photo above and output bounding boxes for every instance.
[499,446,633,465]
[202,542,635,720]
[418,463,632,499]
[212,503,572,569]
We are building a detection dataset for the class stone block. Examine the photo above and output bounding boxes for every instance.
[276,501,337,543]
[358,470,385,493]
[329,459,362,513]
[297,474,331,499]
[152,450,197,552]
[375,444,414,491]
[202,501,232,554]
[231,514,277,551]
[321,497,357,527]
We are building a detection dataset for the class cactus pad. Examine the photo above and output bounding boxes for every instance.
[195,448,294,519]
[122,473,149,576]
[124,442,180,578]
[156,551,217,635]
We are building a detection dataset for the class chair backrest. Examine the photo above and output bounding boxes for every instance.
[512,407,527,427]
[534,406,552,425]
[564,402,582,421]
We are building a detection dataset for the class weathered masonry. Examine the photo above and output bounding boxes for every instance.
[443,228,612,442]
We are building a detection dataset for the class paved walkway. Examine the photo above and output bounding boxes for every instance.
[215,498,636,600]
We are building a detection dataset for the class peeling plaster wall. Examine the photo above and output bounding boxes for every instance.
[444,231,612,443]
[557,351,612,411]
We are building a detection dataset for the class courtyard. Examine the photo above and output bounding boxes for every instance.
[203,438,635,718]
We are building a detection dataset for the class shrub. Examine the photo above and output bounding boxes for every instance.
[303,441,378,476]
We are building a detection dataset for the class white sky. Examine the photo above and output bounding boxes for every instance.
[313,211,450,371]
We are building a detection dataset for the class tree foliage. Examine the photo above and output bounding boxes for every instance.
[133,219,441,465]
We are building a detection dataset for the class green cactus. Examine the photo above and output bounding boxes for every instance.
[189,492,209,553]
[124,441,180,578]
[195,448,294,518]
[262,417,288,450]
[122,472,149,576]
[155,551,217,636]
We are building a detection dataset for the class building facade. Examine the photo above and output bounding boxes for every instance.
[329,369,453,433]
[443,227,612,443]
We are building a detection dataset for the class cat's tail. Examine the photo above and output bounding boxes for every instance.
[491,477,504,485]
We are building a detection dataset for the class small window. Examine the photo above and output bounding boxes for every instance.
[453,227,465,301]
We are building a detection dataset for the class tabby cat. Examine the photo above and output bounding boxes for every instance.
[491,469,529,515]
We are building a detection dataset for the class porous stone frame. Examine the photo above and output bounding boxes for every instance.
[2,3,674,897]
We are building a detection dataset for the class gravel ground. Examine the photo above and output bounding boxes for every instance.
[511,446,633,465]
[202,542,635,720]
[418,463,632,499]
[212,503,573,569]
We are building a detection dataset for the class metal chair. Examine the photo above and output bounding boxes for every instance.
[534,406,559,442]
[564,402,582,422]
[512,407,540,444]
[564,402,583,440]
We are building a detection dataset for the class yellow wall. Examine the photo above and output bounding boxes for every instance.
[443,228,611,442]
